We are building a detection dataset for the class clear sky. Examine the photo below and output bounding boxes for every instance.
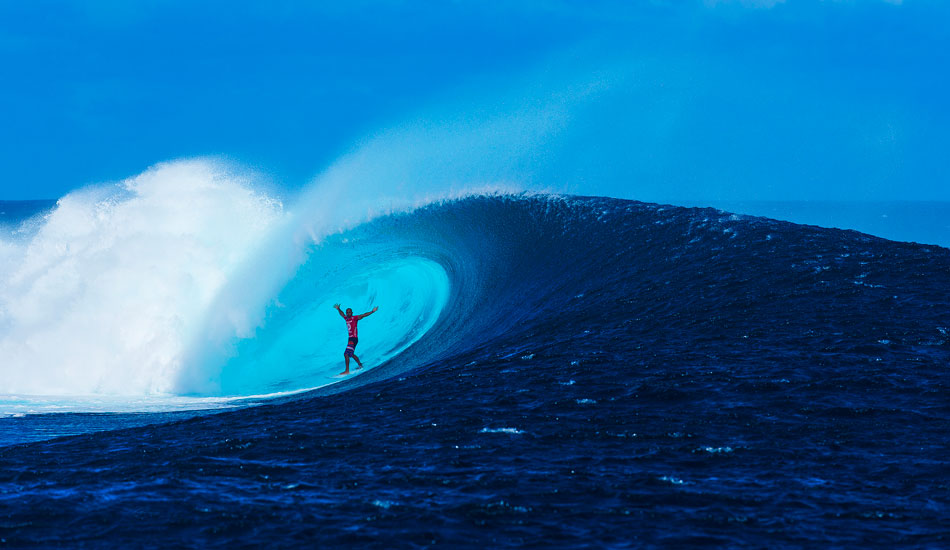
[1,0,947,202]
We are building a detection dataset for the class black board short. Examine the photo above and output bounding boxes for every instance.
[344,337,358,356]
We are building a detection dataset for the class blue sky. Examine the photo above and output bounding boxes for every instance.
[1,0,947,202]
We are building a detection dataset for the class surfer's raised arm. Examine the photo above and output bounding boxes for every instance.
[356,306,378,320]
[333,303,345,318]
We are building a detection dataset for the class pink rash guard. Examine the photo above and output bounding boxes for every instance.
[345,315,359,338]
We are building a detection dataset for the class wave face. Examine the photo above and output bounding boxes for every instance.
[1,194,949,547]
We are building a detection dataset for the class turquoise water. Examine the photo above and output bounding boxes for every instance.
[204,251,450,396]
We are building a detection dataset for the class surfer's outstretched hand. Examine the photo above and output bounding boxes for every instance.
[372,306,378,312]
[333,303,340,309]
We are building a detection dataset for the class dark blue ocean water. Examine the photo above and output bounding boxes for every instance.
[673,200,950,249]
[1,195,949,548]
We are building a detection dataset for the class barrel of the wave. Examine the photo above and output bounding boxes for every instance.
[183,249,451,397]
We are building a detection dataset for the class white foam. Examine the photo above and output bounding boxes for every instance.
[698,446,734,454]
[0,159,285,397]
[480,427,525,434]
[659,475,688,485]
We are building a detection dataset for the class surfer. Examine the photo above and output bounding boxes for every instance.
[334,304,378,375]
